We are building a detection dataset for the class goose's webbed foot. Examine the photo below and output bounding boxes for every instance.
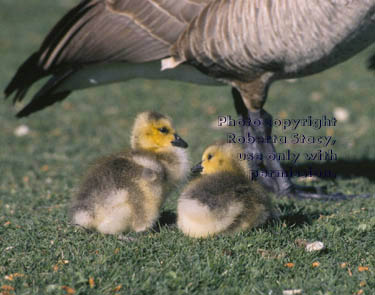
[278,185,371,200]
[247,166,370,200]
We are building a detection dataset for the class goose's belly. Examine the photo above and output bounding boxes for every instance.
[278,20,375,79]
[173,0,375,82]
[238,1,375,79]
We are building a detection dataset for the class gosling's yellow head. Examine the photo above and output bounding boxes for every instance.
[192,143,248,176]
[131,111,188,152]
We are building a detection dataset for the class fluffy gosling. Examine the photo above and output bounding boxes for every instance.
[177,142,274,238]
[70,111,189,234]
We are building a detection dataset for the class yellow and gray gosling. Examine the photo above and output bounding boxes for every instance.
[177,142,274,238]
[70,111,189,234]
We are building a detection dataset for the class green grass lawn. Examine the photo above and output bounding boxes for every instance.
[1,2,374,294]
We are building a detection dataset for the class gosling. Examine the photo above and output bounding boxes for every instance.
[70,111,189,234]
[177,142,274,238]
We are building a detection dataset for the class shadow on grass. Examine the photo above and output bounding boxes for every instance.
[282,158,375,181]
[155,206,322,232]
[153,210,177,232]
[275,203,322,228]
[156,204,325,232]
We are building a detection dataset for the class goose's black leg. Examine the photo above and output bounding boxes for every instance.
[242,109,293,194]
[232,88,278,192]
[232,87,370,200]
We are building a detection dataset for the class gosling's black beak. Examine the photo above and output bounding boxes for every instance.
[171,133,188,148]
[191,161,203,174]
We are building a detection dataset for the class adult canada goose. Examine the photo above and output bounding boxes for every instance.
[177,142,275,238]
[70,111,189,234]
[4,0,375,199]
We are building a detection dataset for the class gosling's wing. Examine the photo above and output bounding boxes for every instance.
[235,182,270,204]
[186,174,246,210]
[131,152,165,182]
[141,167,162,182]
[4,0,210,117]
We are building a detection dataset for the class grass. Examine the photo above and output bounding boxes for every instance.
[1,2,375,294]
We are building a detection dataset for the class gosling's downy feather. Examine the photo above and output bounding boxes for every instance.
[71,111,189,234]
[177,143,274,238]
[70,151,165,234]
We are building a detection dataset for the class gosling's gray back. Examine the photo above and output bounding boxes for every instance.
[70,152,149,213]
[182,172,268,210]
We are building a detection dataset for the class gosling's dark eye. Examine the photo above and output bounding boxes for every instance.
[158,127,169,134]
[207,154,213,160]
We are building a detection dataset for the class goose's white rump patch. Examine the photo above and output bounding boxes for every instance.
[161,57,183,71]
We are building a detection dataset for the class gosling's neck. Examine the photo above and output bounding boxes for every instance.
[133,146,189,183]
[155,147,189,183]
[203,159,250,179]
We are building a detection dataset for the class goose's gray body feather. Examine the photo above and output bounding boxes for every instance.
[172,0,375,82]
[39,0,211,68]
[4,0,375,116]
[4,0,213,116]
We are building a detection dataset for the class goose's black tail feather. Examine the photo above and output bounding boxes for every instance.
[16,91,71,118]
[368,53,375,72]
[4,53,47,103]
[15,69,75,118]
[4,0,95,116]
